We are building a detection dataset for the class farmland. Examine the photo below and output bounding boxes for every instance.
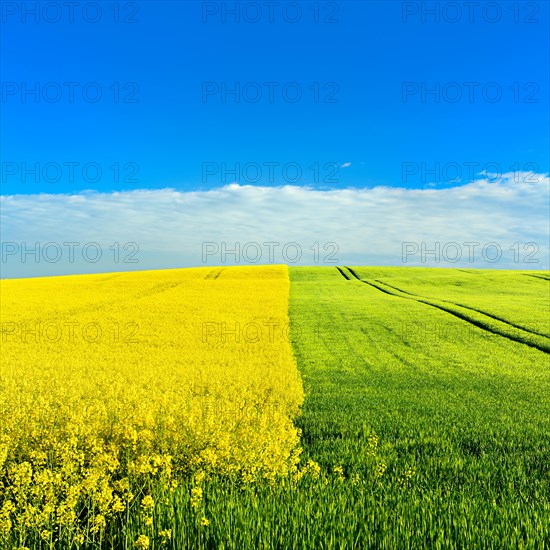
[0,266,549,548]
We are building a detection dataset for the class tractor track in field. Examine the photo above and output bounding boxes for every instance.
[205,268,225,280]
[372,279,549,340]
[373,280,417,296]
[136,281,182,298]
[344,267,397,297]
[523,273,550,282]
[339,267,550,354]
[335,266,352,280]
[334,267,419,366]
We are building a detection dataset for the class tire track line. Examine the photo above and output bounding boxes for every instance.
[335,266,352,280]
[205,268,225,280]
[523,273,550,282]
[343,267,550,354]
[373,279,549,340]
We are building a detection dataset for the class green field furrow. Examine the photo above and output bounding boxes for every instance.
[372,278,549,339]
[349,267,550,337]
[342,267,550,353]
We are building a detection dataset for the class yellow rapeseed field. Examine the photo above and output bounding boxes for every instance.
[0,266,304,545]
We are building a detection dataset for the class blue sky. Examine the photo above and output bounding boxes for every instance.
[1,1,549,276]
[2,0,548,193]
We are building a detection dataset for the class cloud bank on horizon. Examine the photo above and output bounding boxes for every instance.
[1,172,548,278]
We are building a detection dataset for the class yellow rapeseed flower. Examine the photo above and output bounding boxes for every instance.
[141,495,154,510]
[159,529,172,540]
[134,534,150,549]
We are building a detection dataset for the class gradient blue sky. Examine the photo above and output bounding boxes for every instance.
[1,1,549,277]
[2,0,548,194]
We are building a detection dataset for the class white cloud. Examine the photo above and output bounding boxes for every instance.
[340,162,352,168]
[1,172,548,277]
